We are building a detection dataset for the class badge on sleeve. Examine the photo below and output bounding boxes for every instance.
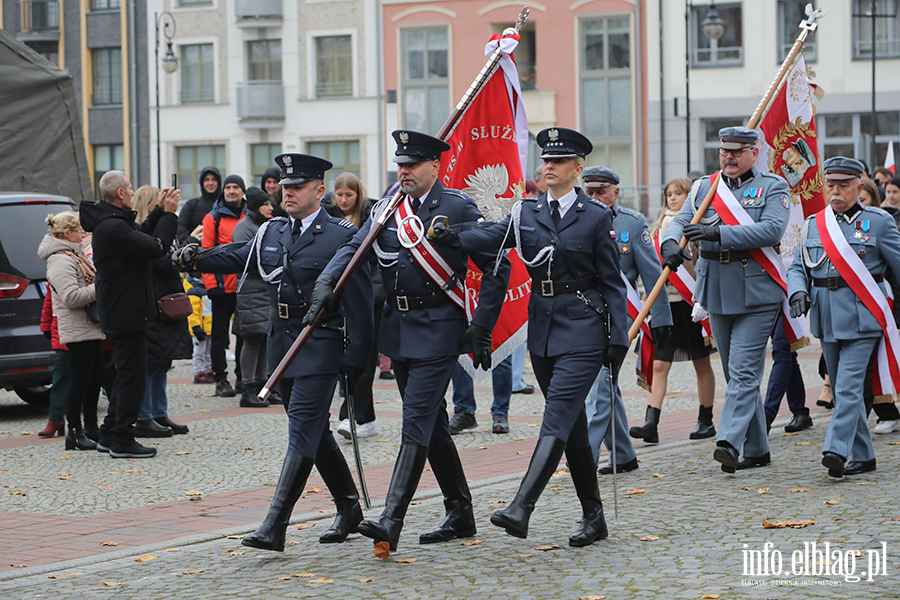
[780,193,790,209]
[641,229,652,246]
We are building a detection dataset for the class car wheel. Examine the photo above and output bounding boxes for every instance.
[15,385,51,406]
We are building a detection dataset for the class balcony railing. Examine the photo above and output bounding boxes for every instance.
[235,0,281,19]
[17,0,59,34]
[237,82,284,119]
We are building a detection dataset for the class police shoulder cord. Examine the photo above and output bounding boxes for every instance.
[236,218,284,292]
[370,197,400,268]
[489,200,555,277]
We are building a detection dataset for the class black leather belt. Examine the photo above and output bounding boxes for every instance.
[274,302,309,320]
[813,274,883,290]
[388,293,453,311]
[540,276,598,297]
[700,249,754,263]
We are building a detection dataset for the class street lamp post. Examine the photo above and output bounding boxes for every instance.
[155,12,178,189]
[685,2,726,173]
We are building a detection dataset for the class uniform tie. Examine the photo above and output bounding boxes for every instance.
[550,199,561,227]
[292,219,302,244]
[411,198,421,213]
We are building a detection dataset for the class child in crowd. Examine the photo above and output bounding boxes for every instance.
[185,273,213,384]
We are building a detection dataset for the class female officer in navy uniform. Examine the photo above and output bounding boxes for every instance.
[431,127,628,547]
[179,153,373,551]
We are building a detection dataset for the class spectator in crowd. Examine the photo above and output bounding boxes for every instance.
[261,167,288,218]
[80,171,179,459]
[534,165,547,195]
[873,167,893,188]
[231,187,275,408]
[884,177,900,209]
[37,288,69,438]
[201,174,247,398]
[449,358,513,434]
[132,186,192,436]
[39,211,105,451]
[323,172,381,437]
[184,273,213,383]
[177,167,221,242]
[860,178,882,207]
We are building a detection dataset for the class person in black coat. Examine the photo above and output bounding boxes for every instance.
[262,166,289,218]
[80,171,180,459]
[177,166,222,242]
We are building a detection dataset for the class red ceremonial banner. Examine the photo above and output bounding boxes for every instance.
[438,34,530,378]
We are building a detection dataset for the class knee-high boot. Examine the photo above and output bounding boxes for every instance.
[357,443,428,550]
[565,443,608,547]
[242,455,315,552]
[418,442,476,544]
[316,447,363,543]
[490,436,566,539]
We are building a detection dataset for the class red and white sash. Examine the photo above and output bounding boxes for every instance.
[394,196,467,311]
[817,205,900,401]
[653,231,714,344]
[710,174,811,350]
[621,272,655,392]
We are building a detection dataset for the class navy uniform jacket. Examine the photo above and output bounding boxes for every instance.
[663,167,791,315]
[193,210,373,378]
[613,203,672,328]
[458,188,627,358]
[788,205,900,343]
[322,182,510,360]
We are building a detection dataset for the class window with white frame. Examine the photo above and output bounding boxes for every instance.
[315,35,352,97]
[691,3,743,66]
[181,43,214,103]
[580,16,633,185]
[177,145,226,199]
[307,140,360,191]
[400,27,448,135]
[248,40,281,82]
[815,112,900,166]
[778,0,816,62]
[853,0,900,59]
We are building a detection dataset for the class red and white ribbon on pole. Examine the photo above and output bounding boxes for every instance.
[484,33,528,174]
[652,231,713,344]
[817,205,900,401]
[394,197,467,311]
[709,174,811,349]
[621,271,655,391]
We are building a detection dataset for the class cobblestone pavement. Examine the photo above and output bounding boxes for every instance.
[1,345,898,598]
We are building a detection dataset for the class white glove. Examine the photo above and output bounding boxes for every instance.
[691,302,709,323]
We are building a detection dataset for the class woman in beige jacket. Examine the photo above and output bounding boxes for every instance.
[38,212,105,450]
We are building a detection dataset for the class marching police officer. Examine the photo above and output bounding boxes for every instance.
[431,127,627,547]
[788,156,900,477]
[304,130,511,550]
[178,153,374,551]
[662,127,790,473]
[581,166,672,474]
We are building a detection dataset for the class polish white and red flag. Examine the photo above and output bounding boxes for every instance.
[438,33,531,378]
[621,272,655,391]
[886,141,896,174]
[755,54,823,350]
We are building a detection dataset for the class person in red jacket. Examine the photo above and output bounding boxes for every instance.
[201,174,246,397]
[38,288,70,438]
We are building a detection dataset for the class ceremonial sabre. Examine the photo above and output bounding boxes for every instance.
[627,4,827,343]
[607,309,618,520]
[341,319,370,508]
[258,6,532,401]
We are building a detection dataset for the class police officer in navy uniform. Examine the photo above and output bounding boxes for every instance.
[662,127,790,473]
[788,156,900,477]
[305,130,511,550]
[177,153,374,551]
[581,166,673,475]
[431,127,627,547]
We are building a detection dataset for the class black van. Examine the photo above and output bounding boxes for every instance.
[0,192,76,404]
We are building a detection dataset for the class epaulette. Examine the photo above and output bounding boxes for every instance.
[760,171,784,180]
[269,216,288,223]
[863,206,890,218]
[617,206,641,218]
[523,196,537,203]
[585,197,604,208]
[443,188,467,199]
[326,214,355,229]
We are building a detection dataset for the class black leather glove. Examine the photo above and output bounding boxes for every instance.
[460,324,492,370]
[173,243,201,271]
[683,223,721,242]
[427,216,461,249]
[341,363,367,393]
[660,239,691,271]
[302,272,337,327]
[651,325,672,350]
[789,291,811,319]
[192,325,207,342]
[604,344,628,381]
[207,286,226,301]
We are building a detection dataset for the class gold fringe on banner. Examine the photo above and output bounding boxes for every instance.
[874,394,895,404]
[790,336,811,353]
[636,369,652,393]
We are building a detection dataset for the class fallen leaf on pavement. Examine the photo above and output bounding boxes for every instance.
[185,491,203,496]
[278,577,292,580]
[229,551,245,556]
[198,409,211,412]
[99,541,117,546]
[360,578,374,583]
[102,582,123,587]
[166,548,180,552]
[461,540,483,546]
[308,577,333,583]
[701,595,721,599]
[59,476,74,480]
[122,469,143,473]
[182,568,203,575]
[375,439,390,442]
[21,432,34,436]
[318,509,330,513]
[757,488,770,494]
[10,491,26,496]
[20,472,36,475]
[146,485,158,489]
[789,488,808,492]
[519,553,533,557]
[296,524,315,530]
[783,432,799,436]
[516,451,526,455]
[286,541,300,546]
[240,446,254,450]
[10,564,25,568]
[373,541,391,559]
[48,572,81,579]
[304,487,321,494]
[57,456,73,460]
[292,573,315,577]
[534,545,560,551]
[101,487,115,491]
[175,451,190,456]
[394,558,416,563]
[795,442,811,446]
[550,487,565,491]
[763,519,817,529]
[577,596,607,600]
[226,535,244,539]
[488,500,507,504]
[686,470,697,474]
[135,555,159,562]
[478,446,489,450]
[741,487,753,491]
[626,488,645,495]
[528,424,539,427]
[650,473,667,478]
[640,535,660,541]
[887,441,900,445]
[823,499,840,505]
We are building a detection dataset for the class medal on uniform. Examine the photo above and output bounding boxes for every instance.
[620,231,629,243]
[859,249,867,258]
[621,244,630,254]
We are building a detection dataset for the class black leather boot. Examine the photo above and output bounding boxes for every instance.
[357,443,428,550]
[242,455,314,552]
[629,406,660,443]
[490,436,566,539]
[565,443,608,547]
[316,447,363,543]
[65,426,97,451]
[419,442,476,544]
[240,380,269,408]
[689,405,716,439]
